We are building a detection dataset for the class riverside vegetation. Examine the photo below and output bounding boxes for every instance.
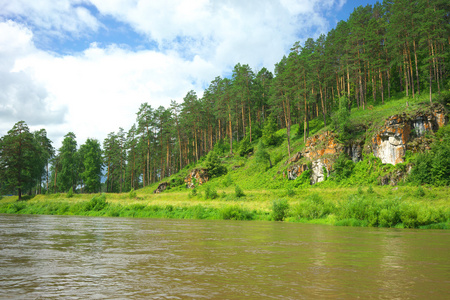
[1,0,450,228]
[1,93,450,229]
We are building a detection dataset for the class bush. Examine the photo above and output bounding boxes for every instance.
[272,199,290,221]
[235,185,245,198]
[293,193,335,220]
[237,134,253,157]
[221,205,254,220]
[67,187,74,198]
[223,173,233,187]
[129,188,137,199]
[294,170,311,188]
[331,96,351,140]
[409,125,450,186]
[204,185,218,199]
[255,139,272,168]
[205,151,228,178]
[86,194,108,211]
[333,153,354,182]
[262,116,281,146]
[212,139,230,155]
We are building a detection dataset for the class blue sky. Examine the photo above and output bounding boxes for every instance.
[0,0,380,147]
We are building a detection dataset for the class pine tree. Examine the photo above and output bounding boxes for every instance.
[0,121,37,200]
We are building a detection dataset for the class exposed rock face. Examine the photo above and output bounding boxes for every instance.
[303,131,344,160]
[372,104,447,165]
[286,152,302,164]
[311,159,330,185]
[153,182,169,194]
[372,114,411,165]
[287,131,341,183]
[345,140,364,162]
[284,104,447,184]
[287,163,308,180]
[184,168,209,188]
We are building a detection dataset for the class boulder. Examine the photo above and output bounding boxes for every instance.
[287,163,308,180]
[184,168,209,188]
[153,182,169,194]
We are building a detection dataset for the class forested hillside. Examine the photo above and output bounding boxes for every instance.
[1,0,449,198]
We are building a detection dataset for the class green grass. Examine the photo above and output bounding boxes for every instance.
[1,185,448,228]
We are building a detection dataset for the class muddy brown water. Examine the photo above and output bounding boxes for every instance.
[0,214,449,299]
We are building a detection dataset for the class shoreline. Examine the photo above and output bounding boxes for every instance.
[1,186,449,229]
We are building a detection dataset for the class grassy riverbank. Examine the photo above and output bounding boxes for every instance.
[1,185,449,229]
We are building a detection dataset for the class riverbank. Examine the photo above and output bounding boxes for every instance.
[1,185,449,229]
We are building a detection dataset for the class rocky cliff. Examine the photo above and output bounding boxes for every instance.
[184,168,209,188]
[372,104,448,165]
[288,131,343,184]
[287,103,448,185]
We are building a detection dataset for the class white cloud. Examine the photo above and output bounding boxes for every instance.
[0,0,100,38]
[1,20,218,147]
[0,0,347,148]
[0,21,67,141]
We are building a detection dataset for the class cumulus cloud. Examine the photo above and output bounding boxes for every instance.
[0,0,100,38]
[90,0,343,70]
[0,0,348,147]
[0,20,219,146]
[0,21,67,139]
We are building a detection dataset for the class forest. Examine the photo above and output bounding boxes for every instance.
[1,0,449,200]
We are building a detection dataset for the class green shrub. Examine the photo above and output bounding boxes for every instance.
[129,188,137,199]
[333,153,354,182]
[262,116,281,146]
[294,170,311,188]
[272,199,290,221]
[7,201,27,213]
[86,194,108,211]
[237,135,253,157]
[235,185,245,198]
[293,193,335,220]
[285,187,296,197]
[204,185,218,199]
[224,173,233,187]
[415,186,425,197]
[205,151,228,178]
[212,139,230,155]
[221,205,254,220]
[67,187,74,198]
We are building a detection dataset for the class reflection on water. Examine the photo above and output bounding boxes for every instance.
[0,214,449,299]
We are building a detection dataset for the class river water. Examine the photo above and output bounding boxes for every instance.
[0,214,449,299]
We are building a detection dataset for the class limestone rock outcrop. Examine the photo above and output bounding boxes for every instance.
[284,104,447,185]
[287,163,308,180]
[372,114,411,165]
[184,168,209,188]
[372,104,447,165]
[153,182,169,194]
[303,131,344,161]
[345,140,364,162]
[288,131,342,184]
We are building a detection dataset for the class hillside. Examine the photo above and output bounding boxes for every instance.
[2,92,449,228]
[147,92,449,192]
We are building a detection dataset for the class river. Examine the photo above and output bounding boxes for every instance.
[0,214,449,299]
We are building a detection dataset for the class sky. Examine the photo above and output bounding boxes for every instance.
[0,0,379,148]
